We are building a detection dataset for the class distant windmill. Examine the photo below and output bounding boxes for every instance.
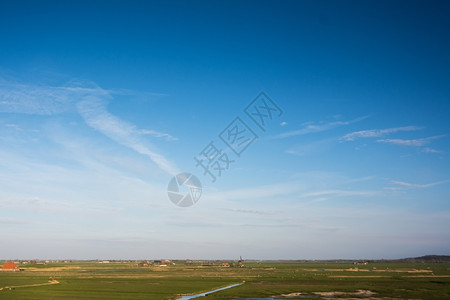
[238,256,244,268]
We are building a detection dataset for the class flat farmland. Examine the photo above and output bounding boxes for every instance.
[1,261,449,299]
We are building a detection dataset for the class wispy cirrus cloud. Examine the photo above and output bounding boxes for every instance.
[300,189,376,198]
[286,137,335,156]
[274,115,368,139]
[0,78,179,175]
[4,123,22,131]
[77,95,179,175]
[0,80,81,115]
[139,129,178,141]
[211,180,306,201]
[390,179,450,189]
[219,207,274,215]
[209,173,377,204]
[377,135,446,147]
[341,126,423,141]
[422,147,442,154]
[0,217,34,225]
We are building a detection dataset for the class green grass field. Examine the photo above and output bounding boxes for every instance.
[1,261,449,299]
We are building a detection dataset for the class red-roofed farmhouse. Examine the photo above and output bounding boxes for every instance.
[1,261,20,271]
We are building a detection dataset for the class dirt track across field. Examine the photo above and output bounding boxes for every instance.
[0,279,59,291]
[24,266,81,272]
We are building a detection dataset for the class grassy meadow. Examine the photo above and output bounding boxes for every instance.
[0,260,449,299]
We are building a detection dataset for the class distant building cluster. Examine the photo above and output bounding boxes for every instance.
[0,258,246,271]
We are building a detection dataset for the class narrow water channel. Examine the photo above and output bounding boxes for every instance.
[178,283,243,299]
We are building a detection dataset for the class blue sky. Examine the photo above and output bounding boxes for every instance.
[0,0,449,260]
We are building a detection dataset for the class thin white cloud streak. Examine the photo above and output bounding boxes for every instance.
[422,147,442,154]
[0,193,127,219]
[0,79,179,176]
[219,207,274,215]
[274,115,369,139]
[341,126,423,141]
[77,95,179,175]
[377,135,446,147]
[0,217,34,225]
[210,180,306,201]
[139,129,178,141]
[0,141,167,210]
[286,137,335,156]
[0,79,107,115]
[4,123,22,131]
[209,176,377,203]
[300,189,376,198]
[390,179,450,189]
